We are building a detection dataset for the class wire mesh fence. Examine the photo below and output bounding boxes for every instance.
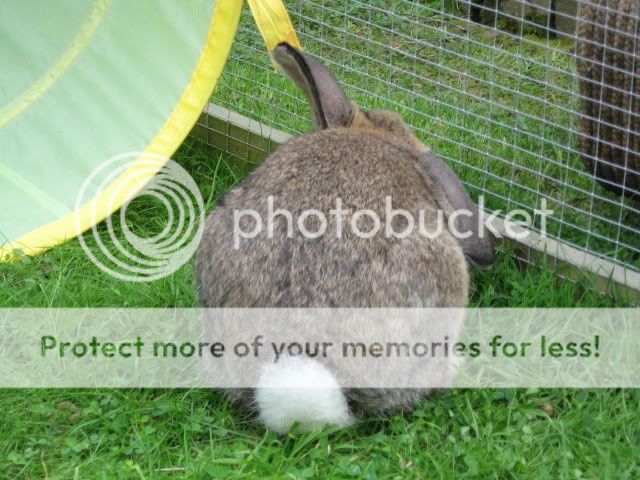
[192,0,640,291]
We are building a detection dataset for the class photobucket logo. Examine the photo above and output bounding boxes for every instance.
[75,152,204,282]
[232,196,553,249]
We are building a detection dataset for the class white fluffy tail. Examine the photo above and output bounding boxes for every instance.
[255,357,353,434]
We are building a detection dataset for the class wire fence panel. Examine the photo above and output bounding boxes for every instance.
[201,0,640,288]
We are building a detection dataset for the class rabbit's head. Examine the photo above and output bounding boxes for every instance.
[272,43,496,269]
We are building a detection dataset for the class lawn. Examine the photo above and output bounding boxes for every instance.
[1,1,639,478]
[1,139,637,479]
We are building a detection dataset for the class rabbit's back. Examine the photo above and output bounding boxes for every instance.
[196,129,469,308]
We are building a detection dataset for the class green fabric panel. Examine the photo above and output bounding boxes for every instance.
[0,0,93,106]
[0,0,216,247]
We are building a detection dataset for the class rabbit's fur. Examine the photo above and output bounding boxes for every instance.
[196,43,495,432]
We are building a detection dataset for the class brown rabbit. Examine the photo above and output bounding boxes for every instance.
[196,43,495,433]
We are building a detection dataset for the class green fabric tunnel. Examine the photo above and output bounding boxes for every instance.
[0,0,244,259]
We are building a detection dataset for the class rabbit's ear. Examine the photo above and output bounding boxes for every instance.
[418,151,496,269]
[272,43,353,130]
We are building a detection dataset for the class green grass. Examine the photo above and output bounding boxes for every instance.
[2,1,640,478]
[3,389,639,479]
[1,140,637,479]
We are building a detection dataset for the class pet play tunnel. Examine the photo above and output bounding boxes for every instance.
[0,0,299,260]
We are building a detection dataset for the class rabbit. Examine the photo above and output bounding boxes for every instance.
[196,42,495,434]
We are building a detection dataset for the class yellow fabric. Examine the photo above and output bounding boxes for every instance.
[247,0,301,56]
[0,0,242,259]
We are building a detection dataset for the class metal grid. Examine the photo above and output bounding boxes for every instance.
[196,0,640,289]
